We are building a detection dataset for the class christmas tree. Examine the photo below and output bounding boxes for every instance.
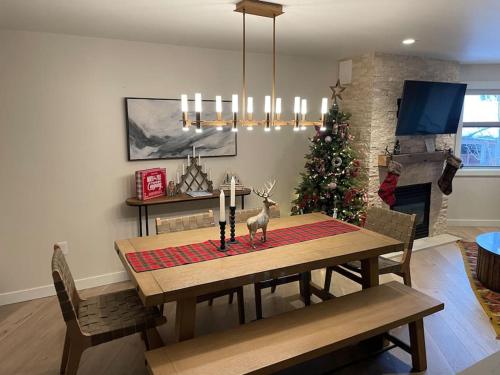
[291,81,366,225]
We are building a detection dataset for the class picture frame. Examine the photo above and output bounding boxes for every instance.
[125,97,237,160]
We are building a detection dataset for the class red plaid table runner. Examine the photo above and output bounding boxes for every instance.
[126,219,359,273]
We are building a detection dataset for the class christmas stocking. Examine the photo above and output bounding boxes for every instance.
[438,154,462,195]
[378,160,403,206]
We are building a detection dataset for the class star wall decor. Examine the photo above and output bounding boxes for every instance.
[330,79,346,103]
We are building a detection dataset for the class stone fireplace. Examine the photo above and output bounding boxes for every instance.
[341,53,460,236]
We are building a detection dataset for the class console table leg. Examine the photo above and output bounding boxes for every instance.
[241,196,245,209]
[138,206,143,237]
[145,206,149,236]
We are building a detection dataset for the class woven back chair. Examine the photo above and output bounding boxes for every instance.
[156,210,215,234]
[155,211,245,324]
[235,205,280,223]
[364,206,417,272]
[52,245,166,375]
[324,207,417,291]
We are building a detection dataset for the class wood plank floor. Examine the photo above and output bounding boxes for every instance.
[0,227,498,374]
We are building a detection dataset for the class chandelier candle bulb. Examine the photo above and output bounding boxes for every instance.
[198,154,201,165]
[294,97,301,114]
[232,94,239,113]
[215,95,223,123]
[182,164,185,175]
[194,93,202,113]
[247,96,254,121]
[176,171,180,184]
[275,98,282,119]
[264,96,271,113]
[181,94,189,112]
[321,97,328,114]
[301,99,307,116]
[192,145,196,158]
[187,154,190,166]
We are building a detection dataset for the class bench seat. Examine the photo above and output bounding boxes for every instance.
[146,282,443,375]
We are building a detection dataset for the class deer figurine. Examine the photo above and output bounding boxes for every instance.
[247,180,276,249]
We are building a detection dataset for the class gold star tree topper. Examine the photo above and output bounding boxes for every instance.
[330,79,346,103]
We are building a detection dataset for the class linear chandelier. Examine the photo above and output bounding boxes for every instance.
[179,0,329,133]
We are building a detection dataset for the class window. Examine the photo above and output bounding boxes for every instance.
[460,92,500,168]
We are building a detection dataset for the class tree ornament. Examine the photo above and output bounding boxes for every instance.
[332,157,342,167]
[325,135,332,143]
[327,182,337,190]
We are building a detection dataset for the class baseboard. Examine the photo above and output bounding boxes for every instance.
[0,270,129,306]
[448,219,500,227]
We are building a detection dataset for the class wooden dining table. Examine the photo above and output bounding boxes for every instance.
[115,213,403,342]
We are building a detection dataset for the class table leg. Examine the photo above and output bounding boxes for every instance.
[241,196,245,209]
[175,297,197,341]
[144,328,164,350]
[138,206,143,237]
[409,318,427,371]
[361,257,379,289]
[145,206,149,236]
[360,256,384,350]
[299,272,311,306]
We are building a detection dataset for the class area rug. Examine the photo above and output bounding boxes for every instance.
[457,240,500,339]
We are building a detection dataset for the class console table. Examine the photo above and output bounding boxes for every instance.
[126,188,251,236]
[476,232,500,292]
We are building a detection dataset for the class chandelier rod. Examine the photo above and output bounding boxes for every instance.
[272,14,276,124]
[242,9,247,121]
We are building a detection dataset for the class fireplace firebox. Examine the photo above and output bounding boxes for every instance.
[391,183,431,239]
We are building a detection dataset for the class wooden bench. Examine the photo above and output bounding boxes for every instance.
[146,282,443,375]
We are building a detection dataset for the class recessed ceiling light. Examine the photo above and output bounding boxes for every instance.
[402,38,416,45]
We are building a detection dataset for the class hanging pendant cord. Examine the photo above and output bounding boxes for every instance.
[272,14,276,125]
[242,10,246,121]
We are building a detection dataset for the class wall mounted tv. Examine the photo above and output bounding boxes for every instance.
[395,80,467,135]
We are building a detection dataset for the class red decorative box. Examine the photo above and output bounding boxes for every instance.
[135,168,166,200]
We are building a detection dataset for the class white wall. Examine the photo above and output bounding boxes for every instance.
[0,30,336,303]
[447,64,500,226]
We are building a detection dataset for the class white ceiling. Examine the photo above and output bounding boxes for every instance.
[1,0,499,63]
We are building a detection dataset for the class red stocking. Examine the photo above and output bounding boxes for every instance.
[378,160,402,206]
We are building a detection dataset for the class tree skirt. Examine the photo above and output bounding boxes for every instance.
[457,240,500,339]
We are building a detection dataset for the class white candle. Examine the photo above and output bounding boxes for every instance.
[192,145,196,158]
[187,154,190,166]
[182,164,185,175]
[230,176,236,207]
[294,97,301,114]
[203,164,207,173]
[176,171,180,184]
[219,190,226,222]
[198,154,201,165]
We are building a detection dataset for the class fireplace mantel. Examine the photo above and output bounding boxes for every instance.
[378,151,446,167]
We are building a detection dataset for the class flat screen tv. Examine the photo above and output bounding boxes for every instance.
[395,80,467,135]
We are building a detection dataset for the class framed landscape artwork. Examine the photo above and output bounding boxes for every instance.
[125,97,237,160]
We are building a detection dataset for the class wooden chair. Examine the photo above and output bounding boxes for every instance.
[155,209,215,233]
[324,207,417,292]
[235,205,311,320]
[156,210,245,325]
[52,245,166,375]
